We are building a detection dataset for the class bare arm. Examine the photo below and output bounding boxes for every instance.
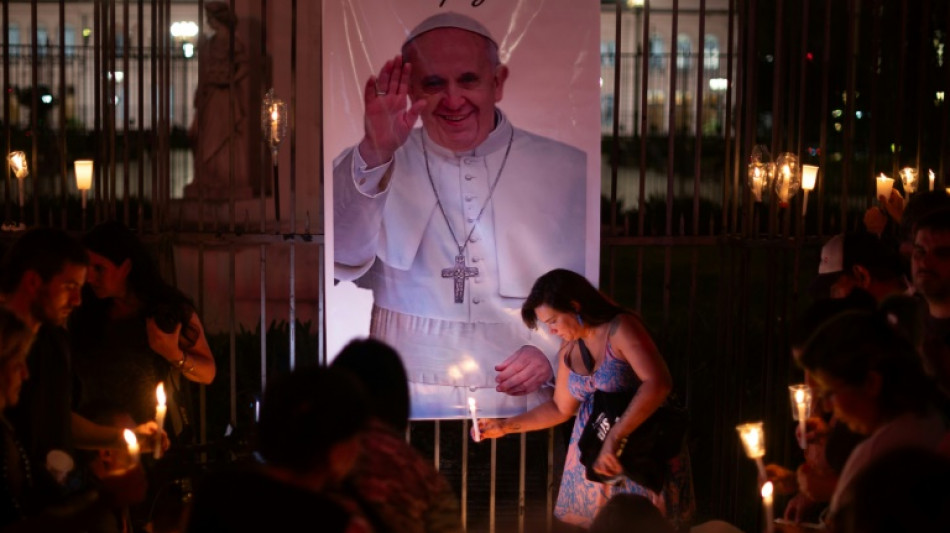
[147,312,216,385]
[594,314,673,477]
[478,343,579,438]
[71,413,165,452]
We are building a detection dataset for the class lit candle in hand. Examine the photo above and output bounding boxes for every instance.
[468,397,480,442]
[762,481,775,533]
[789,385,811,450]
[124,429,140,467]
[154,382,167,459]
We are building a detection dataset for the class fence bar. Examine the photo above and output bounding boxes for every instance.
[489,437,496,533]
[518,432,526,533]
[123,0,131,225]
[608,0,622,235]
[916,0,932,174]
[30,0,38,225]
[260,0,267,232]
[433,420,440,471]
[3,0,10,222]
[138,0,145,230]
[461,420,468,530]
[260,244,268,389]
[197,243,207,446]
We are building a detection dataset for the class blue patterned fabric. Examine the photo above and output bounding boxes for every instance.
[555,341,695,529]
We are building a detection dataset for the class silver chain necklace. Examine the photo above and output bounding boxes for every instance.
[422,128,515,303]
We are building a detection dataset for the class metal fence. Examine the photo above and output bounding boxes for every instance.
[4,0,950,531]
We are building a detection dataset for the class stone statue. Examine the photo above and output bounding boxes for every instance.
[186,1,252,199]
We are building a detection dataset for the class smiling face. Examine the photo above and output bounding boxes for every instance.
[405,28,508,152]
[534,304,583,342]
[85,252,130,300]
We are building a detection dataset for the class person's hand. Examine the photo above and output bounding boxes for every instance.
[783,492,817,523]
[880,188,905,223]
[146,318,183,364]
[593,435,624,478]
[765,463,798,495]
[863,206,888,236]
[358,54,427,168]
[131,421,169,454]
[798,416,830,445]
[494,345,553,396]
[475,418,507,440]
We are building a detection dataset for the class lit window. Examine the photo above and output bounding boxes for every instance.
[704,35,720,70]
[649,35,666,71]
[676,34,692,70]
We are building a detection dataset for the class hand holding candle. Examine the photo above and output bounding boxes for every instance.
[468,397,481,442]
[876,173,894,203]
[736,421,767,481]
[154,382,167,459]
[124,429,140,467]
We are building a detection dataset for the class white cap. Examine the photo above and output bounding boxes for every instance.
[818,234,844,275]
[404,12,497,47]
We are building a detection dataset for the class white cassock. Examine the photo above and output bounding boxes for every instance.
[333,111,586,419]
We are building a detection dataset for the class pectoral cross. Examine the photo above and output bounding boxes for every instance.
[442,254,479,304]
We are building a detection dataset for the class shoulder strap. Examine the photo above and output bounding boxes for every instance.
[577,338,595,374]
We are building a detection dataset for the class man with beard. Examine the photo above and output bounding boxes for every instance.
[0,228,162,503]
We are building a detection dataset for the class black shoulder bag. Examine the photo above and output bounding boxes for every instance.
[574,338,688,492]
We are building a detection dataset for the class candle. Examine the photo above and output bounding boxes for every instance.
[752,169,764,202]
[801,165,818,216]
[270,106,280,144]
[930,169,936,191]
[154,382,167,459]
[900,167,918,194]
[762,481,775,533]
[736,422,767,481]
[468,397,481,442]
[778,164,791,204]
[789,385,811,450]
[123,429,140,467]
[7,151,28,179]
[74,160,93,209]
[876,173,894,202]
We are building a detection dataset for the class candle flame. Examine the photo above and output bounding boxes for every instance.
[782,164,791,177]
[931,169,936,180]
[468,397,477,411]
[123,429,137,447]
[271,106,279,121]
[156,382,166,407]
[761,481,774,499]
[795,389,805,405]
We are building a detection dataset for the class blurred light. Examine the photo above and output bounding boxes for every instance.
[627,0,645,6]
[834,122,842,132]
[938,91,946,102]
[765,54,774,63]
[806,52,814,61]
[40,94,53,104]
[855,110,863,119]
[832,109,843,118]
[82,28,91,38]
[709,78,728,92]
[170,21,199,38]
[183,42,195,58]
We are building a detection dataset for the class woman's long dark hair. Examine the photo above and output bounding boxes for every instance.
[522,269,624,329]
[81,221,199,346]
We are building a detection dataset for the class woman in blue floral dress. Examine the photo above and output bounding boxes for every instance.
[477,269,694,530]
